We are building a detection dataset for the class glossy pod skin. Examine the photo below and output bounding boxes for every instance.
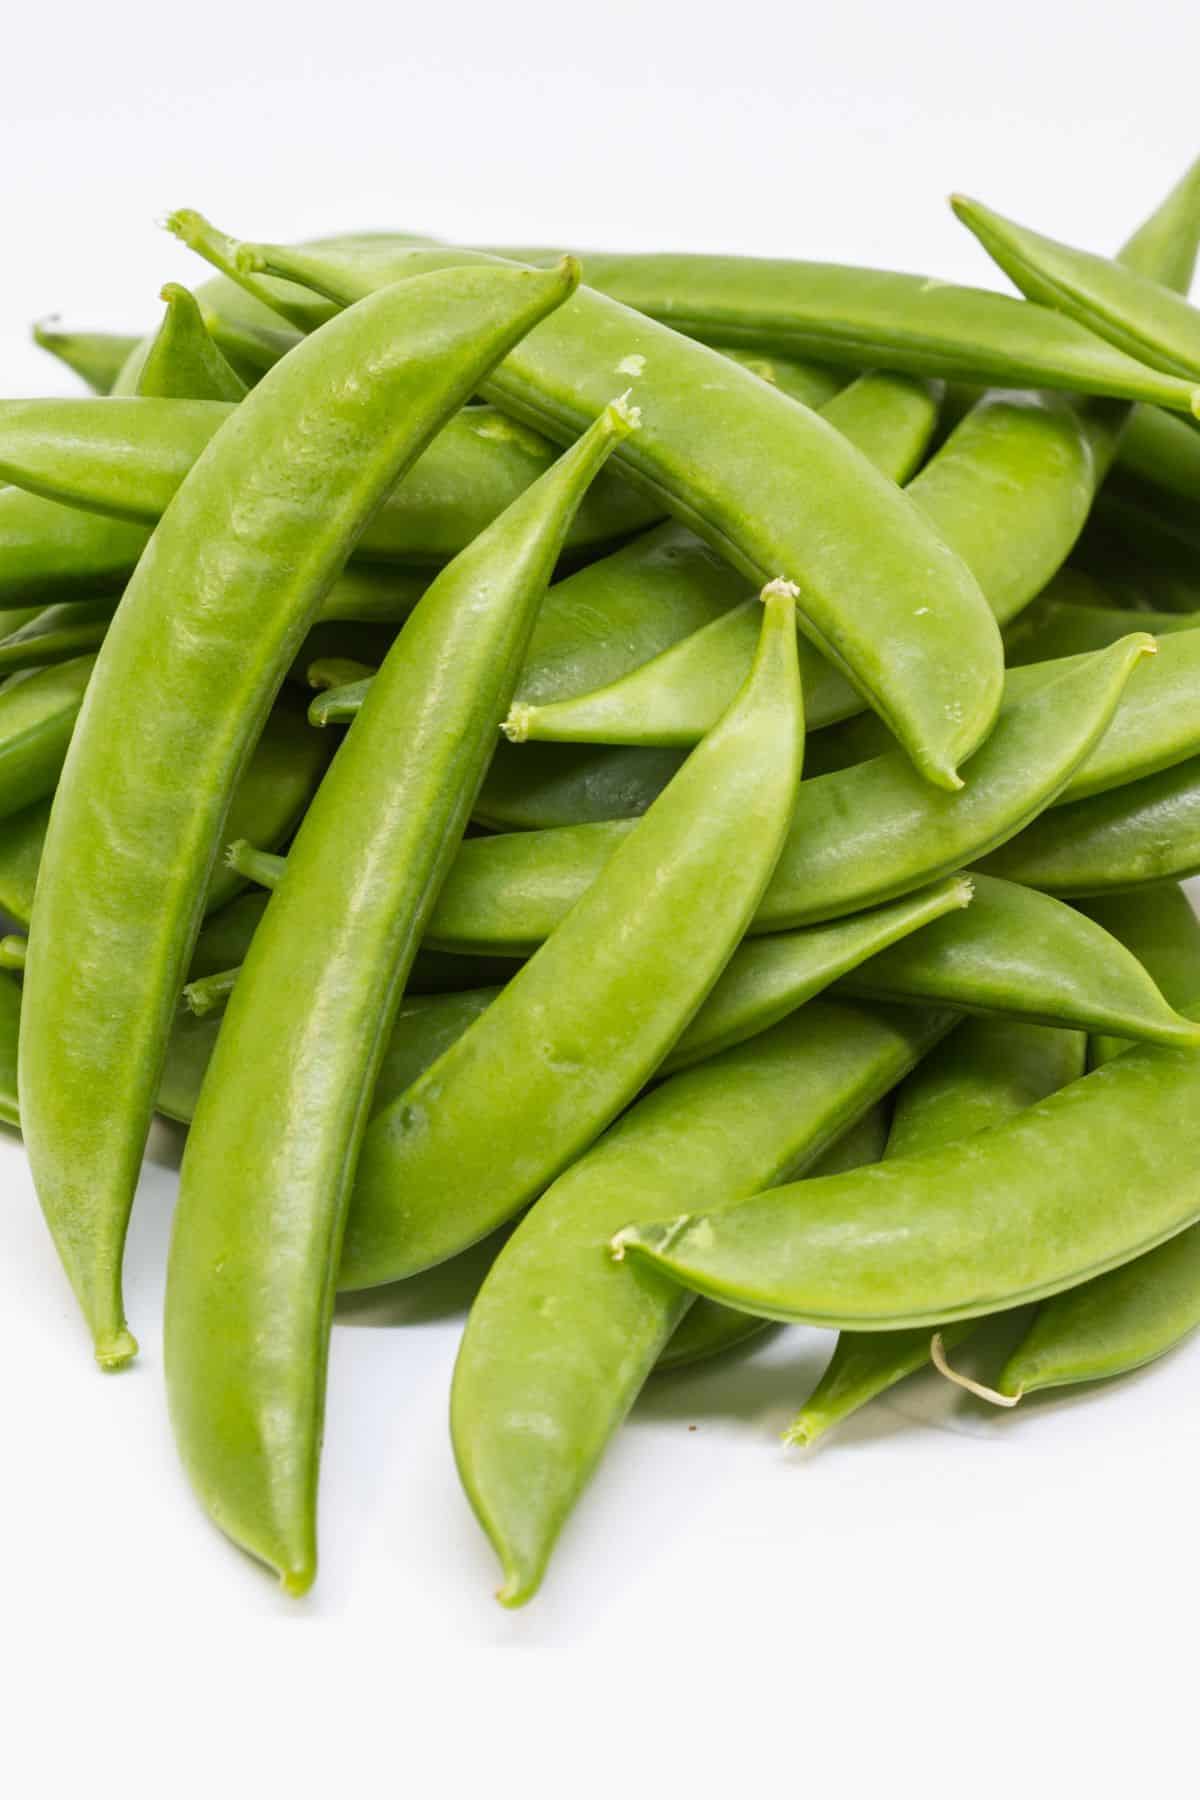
[612,1005,1200,1331]
[953,175,1200,386]
[657,1103,891,1373]
[0,398,661,568]
[33,321,140,395]
[166,405,629,1592]
[20,258,579,1368]
[451,999,955,1606]
[340,585,805,1290]
[476,245,1200,407]
[237,237,1003,789]
[417,636,1153,952]
[977,752,1200,895]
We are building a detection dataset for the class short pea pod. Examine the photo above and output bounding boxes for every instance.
[478,246,1200,407]
[422,635,1153,952]
[613,1005,1200,1331]
[657,1101,891,1374]
[131,284,247,401]
[238,237,1002,789]
[953,179,1200,387]
[452,998,954,1606]
[166,402,628,1592]
[0,398,658,567]
[21,258,578,1368]
[341,581,804,1290]
[33,321,141,394]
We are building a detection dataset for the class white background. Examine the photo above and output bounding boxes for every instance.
[2,0,1199,1790]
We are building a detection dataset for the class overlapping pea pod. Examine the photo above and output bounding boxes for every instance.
[220,232,1005,789]
[33,321,140,395]
[785,1017,1087,1446]
[611,1001,1200,1332]
[21,256,580,1368]
[1003,591,1194,664]
[400,636,1154,955]
[218,847,1200,1053]
[813,629,1200,809]
[114,283,247,402]
[451,998,956,1606]
[987,887,1200,1401]
[0,397,661,568]
[166,400,636,1595]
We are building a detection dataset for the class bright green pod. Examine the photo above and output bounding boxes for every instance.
[421,636,1153,951]
[978,753,1200,895]
[0,398,660,568]
[613,1003,1200,1330]
[953,175,1200,386]
[1117,404,1200,507]
[234,237,1003,790]
[21,259,578,1368]
[166,402,631,1593]
[32,322,141,394]
[1004,594,1193,664]
[452,998,955,1606]
[1081,885,1200,1067]
[0,487,151,606]
[132,284,247,401]
[717,347,848,407]
[657,1103,892,1374]
[341,583,805,1290]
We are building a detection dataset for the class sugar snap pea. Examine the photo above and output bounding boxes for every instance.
[656,1102,891,1373]
[416,636,1151,953]
[953,180,1200,386]
[1080,885,1200,1067]
[234,237,1003,789]
[32,322,141,395]
[0,656,95,820]
[129,284,247,402]
[1118,405,1200,507]
[717,347,847,407]
[613,1004,1200,1329]
[339,583,804,1291]
[473,245,1200,408]
[0,486,151,606]
[452,998,954,1605]
[0,397,660,567]
[1004,595,1192,664]
[0,597,117,674]
[21,257,578,1368]
[166,402,630,1592]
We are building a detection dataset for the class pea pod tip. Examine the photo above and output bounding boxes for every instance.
[95,1325,138,1372]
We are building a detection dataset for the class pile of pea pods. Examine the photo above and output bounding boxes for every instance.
[5,160,1200,1605]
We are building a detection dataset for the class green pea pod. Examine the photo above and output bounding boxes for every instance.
[978,753,1200,896]
[0,487,151,606]
[838,870,1200,1046]
[33,321,141,394]
[995,887,1200,1399]
[657,1101,891,1374]
[21,258,578,1369]
[953,183,1200,387]
[718,348,847,407]
[340,582,804,1291]
[1117,405,1200,507]
[235,237,1002,789]
[501,393,1115,749]
[473,740,687,830]
[132,285,247,401]
[1005,595,1193,664]
[452,998,955,1606]
[0,597,118,674]
[418,635,1152,952]
[166,403,630,1593]
[613,1001,1200,1329]
[474,245,1200,407]
[0,398,659,569]
[0,656,95,821]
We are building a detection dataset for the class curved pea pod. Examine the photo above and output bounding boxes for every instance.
[953,180,1200,387]
[0,398,660,567]
[503,392,1113,750]
[0,486,151,606]
[0,597,117,674]
[656,1101,891,1374]
[978,753,1200,896]
[0,656,95,821]
[238,239,1003,790]
[340,584,805,1292]
[660,877,972,1073]
[22,260,578,1371]
[613,1002,1200,1330]
[0,968,20,1128]
[423,635,1154,952]
[838,871,1200,1046]
[478,246,1200,407]
[167,407,630,1592]
[33,322,140,394]
[451,998,955,1605]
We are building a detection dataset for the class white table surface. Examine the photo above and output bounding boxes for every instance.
[3,0,1198,1785]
